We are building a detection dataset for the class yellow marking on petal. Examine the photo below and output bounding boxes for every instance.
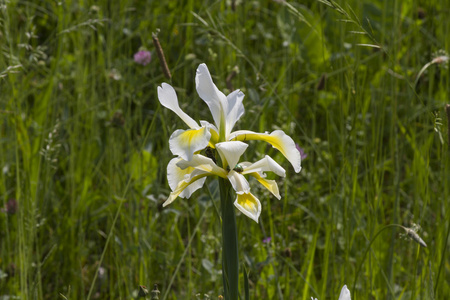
[208,128,220,148]
[163,173,208,207]
[171,127,211,161]
[249,172,280,199]
[236,193,260,222]
[232,130,301,173]
[179,127,207,146]
[235,133,287,157]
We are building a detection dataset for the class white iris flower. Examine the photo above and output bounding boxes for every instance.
[158,63,302,222]
[338,285,351,300]
[311,285,351,300]
[165,141,286,222]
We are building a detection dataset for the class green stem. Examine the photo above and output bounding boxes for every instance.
[219,177,239,300]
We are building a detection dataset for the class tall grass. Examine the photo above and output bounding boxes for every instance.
[1,0,449,299]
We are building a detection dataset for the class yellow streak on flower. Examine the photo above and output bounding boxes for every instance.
[208,128,220,148]
[234,133,288,158]
[236,192,260,220]
[163,173,209,207]
[250,172,280,199]
[177,127,208,151]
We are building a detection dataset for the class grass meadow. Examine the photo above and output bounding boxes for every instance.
[1,0,450,299]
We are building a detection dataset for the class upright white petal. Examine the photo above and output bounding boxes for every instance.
[241,155,286,177]
[227,171,250,194]
[195,64,228,130]
[158,83,199,129]
[338,285,351,300]
[215,141,248,170]
[169,127,211,161]
[225,89,245,137]
[167,158,206,198]
[234,192,261,223]
[229,130,302,173]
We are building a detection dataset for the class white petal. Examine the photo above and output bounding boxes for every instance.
[338,285,351,300]
[225,89,245,137]
[167,157,206,198]
[241,155,286,177]
[195,63,228,130]
[169,127,211,161]
[176,154,228,178]
[163,173,209,207]
[200,120,220,146]
[229,130,301,173]
[227,171,250,194]
[200,120,219,134]
[181,177,206,198]
[167,157,186,191]
[234,192,261,223]
[215,141,248,170]
[164,165,227,206]
[158,83,199,129]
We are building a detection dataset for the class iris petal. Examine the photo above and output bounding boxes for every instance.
[157,83,199,129]
[241,155,286,177]
[169,127,211,161]
[225,89,245,137]
[227,170,251,194]
[250,172,281,200]
[216,141,248,170]
[167,158,206,198]
[338,285,351,300]
[195,63,228,132]
[229,130,301,173]
[163,173,209,207]
[176,154,228,178]
[200,120,220,147]
[234,192,261,223]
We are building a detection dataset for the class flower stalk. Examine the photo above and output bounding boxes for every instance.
[446,104,450,147]
[219,177,239,300]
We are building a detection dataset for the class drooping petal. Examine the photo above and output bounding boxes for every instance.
[225,89,245,137]
[227,170,250,194]
[229,130,301,173]
[250,172,281,200]
[215,141,248,170]
[157,83,199,129]
[241,155,286,177]
[234,192,261,223]
[176,154,228,178]
[167,157,206,198]
[338,285,351,300]
[169,127,211,161]
[163,172,209,207]
[195,63,228,131]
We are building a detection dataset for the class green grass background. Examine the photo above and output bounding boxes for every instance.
[1,0,449,299]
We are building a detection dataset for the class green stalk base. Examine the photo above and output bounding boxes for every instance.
[219,177,239,300]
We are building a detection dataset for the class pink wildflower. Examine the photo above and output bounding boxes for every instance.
[134,50,152,66]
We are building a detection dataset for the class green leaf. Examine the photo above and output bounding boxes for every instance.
[243,266,249,300]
